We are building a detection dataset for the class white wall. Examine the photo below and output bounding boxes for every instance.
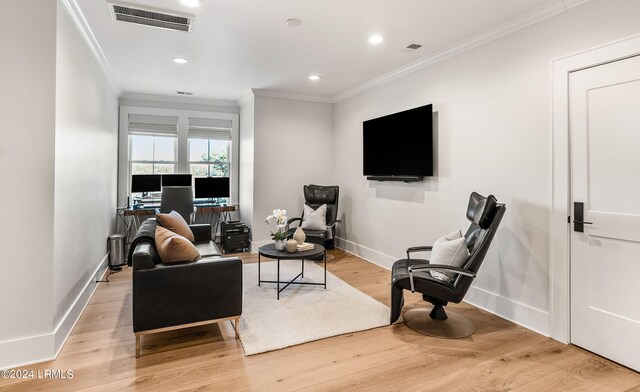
[251,96,334,247]
[332,0,640,335]
[0,0,119,369]
[239,97,255,232]
[0,0,57,368]
[53,0,119,348]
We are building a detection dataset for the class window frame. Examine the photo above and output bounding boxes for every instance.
[128,134,178,176]
[118,106,239,207]
[188,137,231,177]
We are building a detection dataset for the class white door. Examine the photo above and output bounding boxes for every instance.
[570,55,640,371]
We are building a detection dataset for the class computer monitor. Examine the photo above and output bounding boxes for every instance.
[161,174,192,187]
[194,177,230,198]
[131,174,161,193]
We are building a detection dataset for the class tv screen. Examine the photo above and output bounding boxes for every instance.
[194,177,230,198]
[363,104,433,177]
[161,174,192,187]
[131,174,161,193]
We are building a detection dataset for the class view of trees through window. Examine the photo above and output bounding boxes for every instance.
[189,138,230,177]
[130,135,176,175]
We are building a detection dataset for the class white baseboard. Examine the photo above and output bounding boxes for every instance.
[0,254,108,370]
[463,285,550,336]
[334,237,398,269]
[335,236,551,337]
[53,254,109,355]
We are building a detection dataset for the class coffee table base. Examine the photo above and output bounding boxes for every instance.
[258,251,327,300]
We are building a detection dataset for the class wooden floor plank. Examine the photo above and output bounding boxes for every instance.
[1,249,638,392]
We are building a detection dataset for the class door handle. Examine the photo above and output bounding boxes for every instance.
[573,202,592,232]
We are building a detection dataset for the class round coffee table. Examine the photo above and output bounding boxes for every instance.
[258,243,326,300]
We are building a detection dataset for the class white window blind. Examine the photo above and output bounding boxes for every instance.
[188,117,232,140]
[128,114,179,136]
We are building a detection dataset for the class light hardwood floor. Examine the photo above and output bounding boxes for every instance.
[1,249,639,391]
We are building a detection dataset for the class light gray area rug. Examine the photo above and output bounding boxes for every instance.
[238,260,390,355]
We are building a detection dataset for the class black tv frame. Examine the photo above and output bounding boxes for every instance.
[363,104,433,182]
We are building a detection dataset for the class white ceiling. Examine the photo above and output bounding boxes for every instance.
[76,0,564,102]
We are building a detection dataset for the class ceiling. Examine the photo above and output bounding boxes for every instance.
[76,0,564,103]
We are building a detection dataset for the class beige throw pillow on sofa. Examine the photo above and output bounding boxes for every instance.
[429,230,470,283]
[155,226,201,264]
[156,210,194,242]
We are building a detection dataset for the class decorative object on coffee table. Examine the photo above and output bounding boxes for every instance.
[266,208,288,250]
[258,243,326,300]
[293,226,306,245]
[286,239,297,253]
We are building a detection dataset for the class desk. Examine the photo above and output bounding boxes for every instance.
[119,204,239,247]
[195,205,238,239]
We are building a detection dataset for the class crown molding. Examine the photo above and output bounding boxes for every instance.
[120,92,240,108]
[60,0,121,95]
[238,93,255,107]
[333,0,591,103]
[252,89,333,104]
[562,0,592,8]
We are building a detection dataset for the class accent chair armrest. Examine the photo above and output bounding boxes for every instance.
[406,245,433,259]
[327,219,342,228]
[407,264,476,293]
[286,217,302,231]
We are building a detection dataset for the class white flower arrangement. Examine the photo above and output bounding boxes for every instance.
[266,209,288,240]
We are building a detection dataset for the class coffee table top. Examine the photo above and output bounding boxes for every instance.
[259,243,325,259]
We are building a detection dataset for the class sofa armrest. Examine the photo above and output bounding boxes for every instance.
[132,243,157,271]
[133,256,243,333]
[190,224,212,243]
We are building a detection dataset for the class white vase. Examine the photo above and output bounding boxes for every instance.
[274,239,286,251]
[293,226,306,245]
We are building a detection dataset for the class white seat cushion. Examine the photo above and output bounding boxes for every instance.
[429,230,470,283]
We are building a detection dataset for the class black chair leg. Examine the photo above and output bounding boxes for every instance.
[390,283,404,324]
[429,305,448,320]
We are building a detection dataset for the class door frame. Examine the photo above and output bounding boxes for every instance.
[550,33,640,344]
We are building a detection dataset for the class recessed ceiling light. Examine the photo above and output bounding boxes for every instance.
[308,74,321,81]
[285,18,302,27]
[179,0,201,8]
[173,57,189,64]
[369,35,384,44]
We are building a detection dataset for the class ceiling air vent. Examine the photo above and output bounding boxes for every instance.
[107,1,194,33]
[177,91,194,96]
[406,44,423,50]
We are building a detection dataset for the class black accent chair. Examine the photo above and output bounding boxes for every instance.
[390,192,505,338]
[287,185,341,249]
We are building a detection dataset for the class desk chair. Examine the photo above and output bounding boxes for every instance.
[160,186,195,223]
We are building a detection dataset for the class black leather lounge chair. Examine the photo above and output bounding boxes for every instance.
[287,184,341,249]
[390,192,505,338]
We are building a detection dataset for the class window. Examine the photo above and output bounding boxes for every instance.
[189,138,230,177]
[120,109,238,204]
[130,135,177,175]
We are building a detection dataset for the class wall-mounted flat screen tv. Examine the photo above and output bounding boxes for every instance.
[363,104,433,181]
